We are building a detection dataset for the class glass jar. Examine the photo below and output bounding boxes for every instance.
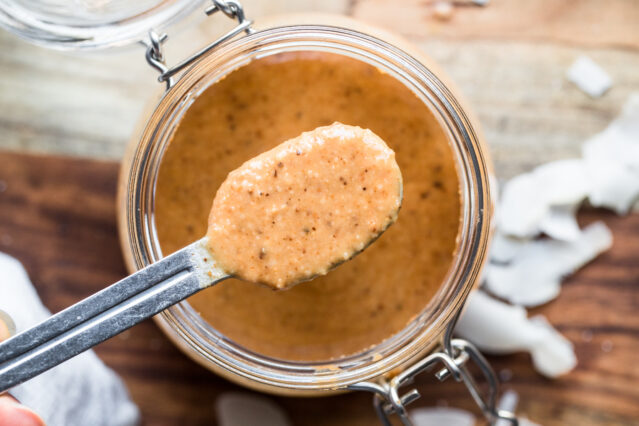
[0,0,512,422]
[0,0,205,49]
[116,6,497,413]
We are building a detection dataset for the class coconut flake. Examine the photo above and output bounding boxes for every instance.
[489,231,529,263]
[584,159,639,214]
[484,221,612,306]
[216,393,290,426]
[528,315,579,377]
[538,204,581,241]
[567,55,612,98]
[485,261,561,308]
[614,93,639,139]
[496,390,542,426]
[498,159,589,239]
[495,390,519,426]
[497,94,639,237]
[411,407,475,426]
[473,95,639,386]
[456,291,577,378]
[583,93,639,171]
[497,172,548,238]
[581,94,639,213]
[410,391,542,426]
[533,159,590,205]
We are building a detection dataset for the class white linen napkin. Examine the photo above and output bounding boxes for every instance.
[0,252,140,426]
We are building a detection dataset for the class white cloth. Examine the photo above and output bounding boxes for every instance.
[0,252,140,426]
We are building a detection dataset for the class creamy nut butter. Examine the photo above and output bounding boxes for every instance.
[207,123,402,289]
[155,51,461,361]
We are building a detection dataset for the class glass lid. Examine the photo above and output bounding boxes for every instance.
[0,0,205,50]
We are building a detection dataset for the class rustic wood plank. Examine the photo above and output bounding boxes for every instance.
[0,1,637,179]
[0,151,637,425]
[415,39,639,179]
[352,0,639,50]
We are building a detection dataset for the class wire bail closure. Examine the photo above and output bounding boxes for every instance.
[349,311,519,426]
[142,0,253,90]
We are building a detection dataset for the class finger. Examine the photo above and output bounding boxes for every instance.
[0,396,44,426]
[0,321,8,342]
[0,313,44,425]
[0,310,14,342]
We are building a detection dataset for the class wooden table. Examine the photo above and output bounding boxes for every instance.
[1,151,637,425]
[1,0,638,178]
[0,0,638,425]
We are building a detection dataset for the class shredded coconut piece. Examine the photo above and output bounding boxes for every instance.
[485,222,612,306]
[538,204,581,242]
[411,390,541,426]
[495,390,519,425]
[474,95,639,386]
[534,159,590,205]
[498,159,589,238]
[582,94,639,213]
[584,159,639,214]
[411,407,475,426]
[583,93,639,170]
[489,231,528,264]
[488,94,636,306]
[567,55,612,98]
[496,391,542,426]
[497,172,548,238]
[456,291,577,378]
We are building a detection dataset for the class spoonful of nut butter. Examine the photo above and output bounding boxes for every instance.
[208,122,402,289]
[0,123,402,391]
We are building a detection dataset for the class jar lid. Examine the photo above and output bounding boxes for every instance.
[0,0,205,50]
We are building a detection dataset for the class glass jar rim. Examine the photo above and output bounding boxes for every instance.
[0,0,205,50]
[120,24,492,392]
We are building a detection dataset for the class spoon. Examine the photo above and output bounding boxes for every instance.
[0,123,402,392]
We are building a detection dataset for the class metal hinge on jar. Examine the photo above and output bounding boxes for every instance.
[349,311,519,426]
[142,0,253,90]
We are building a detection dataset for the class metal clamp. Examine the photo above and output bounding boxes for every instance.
[142,0,253,90]
[349,313,518,426]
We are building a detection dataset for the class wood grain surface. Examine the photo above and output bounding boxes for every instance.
[353,0,639,49]
[1,0,638,424]
[0,151,637,425]
[0,0,638,179]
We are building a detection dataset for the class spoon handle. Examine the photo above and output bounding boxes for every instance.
[0,238,228,392]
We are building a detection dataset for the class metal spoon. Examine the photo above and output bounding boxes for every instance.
[0,238,226,392]
[0,123,402,392]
